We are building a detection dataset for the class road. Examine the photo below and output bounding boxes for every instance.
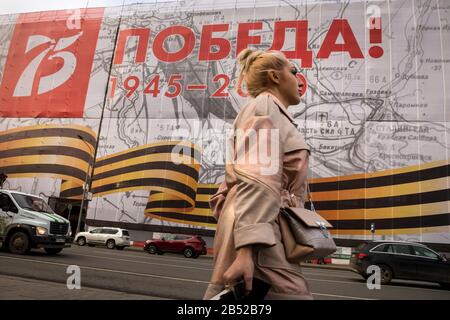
[1,245,450,300]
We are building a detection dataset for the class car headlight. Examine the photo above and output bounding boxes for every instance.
[36,226,48,236]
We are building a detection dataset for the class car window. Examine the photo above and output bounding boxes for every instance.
[385,244,394,253]
[104,229,118,234]
[0,193,18,213]
[122,230,129,236]
[164,234,176,240]
[412,246,439,259]
[371,244,388,252]
[175,235,189,240]
[393,244,413,255]
[10,193,54,214]
[90,228,101,234]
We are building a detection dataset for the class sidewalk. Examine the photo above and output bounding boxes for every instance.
[0,274,168,300]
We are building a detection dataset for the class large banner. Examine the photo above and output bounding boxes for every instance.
[0,0,449,244]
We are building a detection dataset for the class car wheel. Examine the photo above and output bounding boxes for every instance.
[116,246,125,250]
[147,244,157,254]
[45,248,63,255]
[439,283,450,290]
[183,247,194,258]
[378,265,393,285]
[77,237,86,246]
[106,239,115,249]
[8,231,30,255]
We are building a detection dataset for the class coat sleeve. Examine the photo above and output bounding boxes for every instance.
[209,180,228,220]
[232,113,283,250]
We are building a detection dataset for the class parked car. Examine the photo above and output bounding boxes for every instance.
[144,234,207,258]
[350,240,450,288]
[74,227,130,250]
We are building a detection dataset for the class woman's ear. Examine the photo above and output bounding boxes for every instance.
[267,70,280,85]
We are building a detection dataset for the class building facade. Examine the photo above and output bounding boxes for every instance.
[1,0,449,247]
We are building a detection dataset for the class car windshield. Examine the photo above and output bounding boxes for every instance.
[11,193,55,214]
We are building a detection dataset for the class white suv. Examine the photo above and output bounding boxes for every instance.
[74,227,131,250]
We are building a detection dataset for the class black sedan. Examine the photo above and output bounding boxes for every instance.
[350,241,450,288]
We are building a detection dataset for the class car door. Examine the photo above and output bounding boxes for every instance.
[390,244,418,279]
[164,234,179,252]
[173,235,189,253]
[88,228,103,243]
[0,193,18,238]
[157,234,172,251]
[411,245,450,283]
[369,243,391,265]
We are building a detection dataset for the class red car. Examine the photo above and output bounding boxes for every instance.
[144,234,207,258]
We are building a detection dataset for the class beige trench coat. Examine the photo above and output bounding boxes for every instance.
[203,92,312,300]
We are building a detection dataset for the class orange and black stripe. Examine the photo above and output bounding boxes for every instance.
[0,124,96,199]
[145,184,219,228]
[308,160,450,235]
[2,125,449,236]
[60,141,202,206]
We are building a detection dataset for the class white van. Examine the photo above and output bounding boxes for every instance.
[0,189,71,255]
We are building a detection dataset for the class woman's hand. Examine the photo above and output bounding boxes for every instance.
[223,246,254,293]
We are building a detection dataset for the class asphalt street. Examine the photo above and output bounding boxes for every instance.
[1,245,450,300]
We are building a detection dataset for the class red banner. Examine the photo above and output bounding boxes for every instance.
[0,8,104,118]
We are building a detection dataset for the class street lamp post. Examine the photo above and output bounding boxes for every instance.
[67,203,73,221]
[72,7,123,234]
[370,222,376,241]
[75,135,94,236]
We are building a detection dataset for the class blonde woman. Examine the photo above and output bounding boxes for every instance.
[203,49,312,300]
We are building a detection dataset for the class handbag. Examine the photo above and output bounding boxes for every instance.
[279,183,337,263]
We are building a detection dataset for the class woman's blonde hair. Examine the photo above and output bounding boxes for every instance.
[237,48,289,98]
